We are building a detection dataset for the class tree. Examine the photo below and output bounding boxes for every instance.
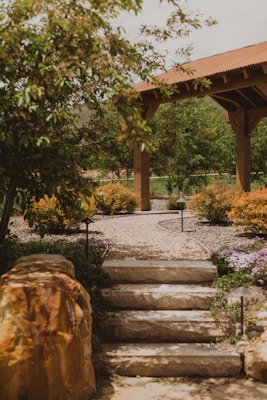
[251,118,267,183]
[79,109,134,181]
[0,0,214,243]
[149,97,235,193]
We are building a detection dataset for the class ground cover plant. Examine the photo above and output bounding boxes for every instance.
[211,237,267,341]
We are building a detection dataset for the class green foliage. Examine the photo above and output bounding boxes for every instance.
[228,188,267,235]
[214,268,254,289]
[211,239,267,340]
[0,236,110,315]
[211,238,264,343]
[187,184,236,224]
[79,110,134,179]
[93,183,139,215]
[251,119,267,181]
[149,98,236,192]
[0,0,212,243]
[210,291,243,341]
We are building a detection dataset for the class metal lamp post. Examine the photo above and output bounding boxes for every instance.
[230,286,253,335]
[82,217,94,258]
[177,197,186,232]
[99,191,106,217]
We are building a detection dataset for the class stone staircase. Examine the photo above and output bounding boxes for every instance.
[93,260,242,377]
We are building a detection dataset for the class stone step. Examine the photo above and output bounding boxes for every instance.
[102,259,216,284]
[93,343,242,377]
[101,284,216,310]
[97,310,226,343]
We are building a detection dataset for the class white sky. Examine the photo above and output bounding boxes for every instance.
[117,0,267,68]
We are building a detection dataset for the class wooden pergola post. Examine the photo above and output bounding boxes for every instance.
[133,105,158,211]
[229,109,251,192]
[134,144,150,210]
[229,107,266,192]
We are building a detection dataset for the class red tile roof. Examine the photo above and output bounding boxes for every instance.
[135,41,267,92]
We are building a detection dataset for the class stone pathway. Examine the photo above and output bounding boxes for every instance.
[93,375,267,400]
[91,211,267,400]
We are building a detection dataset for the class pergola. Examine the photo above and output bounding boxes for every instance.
[133,41,267,210]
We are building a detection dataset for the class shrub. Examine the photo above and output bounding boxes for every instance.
[187,185,236,224]
[25,187,94,236]
[227,188,267,234]
[92,183,139,215]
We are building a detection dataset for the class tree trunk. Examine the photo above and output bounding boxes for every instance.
[0,182,17,244]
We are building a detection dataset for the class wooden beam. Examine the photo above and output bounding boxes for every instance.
[262,63,267,74]
[141,68,267,107]
[134,145,150,211]
[222,74,228,83]
[255,83,267,98]
[211,94,240,109]
[141,104,159,120]
[247,106,267,131]
[237,89,257,108]
[242,69,249,79]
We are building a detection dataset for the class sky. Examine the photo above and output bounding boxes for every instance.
[117,0,267,69]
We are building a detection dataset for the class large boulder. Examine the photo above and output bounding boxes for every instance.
[245,328,267,382]
[0,254,96,400]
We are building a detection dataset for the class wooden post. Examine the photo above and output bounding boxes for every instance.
[229,107,267,192]
[229,109,251,192]
[133,105,159,211]
[134,144,150,210]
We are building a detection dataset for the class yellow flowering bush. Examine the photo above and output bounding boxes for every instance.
[187,185,236,224]
[227,188,267,234]
[25,187,94,236]
[92,183,139,215]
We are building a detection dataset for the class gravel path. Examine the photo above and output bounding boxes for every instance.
[89,210,255,260]
[10,208,255,260]
[91,213,211,260]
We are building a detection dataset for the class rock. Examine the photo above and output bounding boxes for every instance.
[0,254,96,400]
[245,329,267,382]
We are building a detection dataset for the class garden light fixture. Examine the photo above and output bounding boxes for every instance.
[99,191,106,217]
[177,197,186,232]
[231,286,253,335]
[82,217,94,258]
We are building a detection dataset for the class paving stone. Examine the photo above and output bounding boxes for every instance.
[94,343,242,377]
[102,260,216,284]
[102,283,217,310]
[98,310,225,343]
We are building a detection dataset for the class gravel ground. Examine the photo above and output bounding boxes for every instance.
[9,199,258,260]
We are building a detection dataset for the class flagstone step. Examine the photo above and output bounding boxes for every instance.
[94,343,242,377]
[102,259,216,284]
[102,284,217,310]
[97,310,226,343]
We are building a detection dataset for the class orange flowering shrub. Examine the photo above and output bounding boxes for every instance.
[187,185,236,224]
[25,188,93,236]
[227,188,267,234]
[92,183,139,215]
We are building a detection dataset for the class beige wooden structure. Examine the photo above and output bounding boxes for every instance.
[134,41,267,210]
